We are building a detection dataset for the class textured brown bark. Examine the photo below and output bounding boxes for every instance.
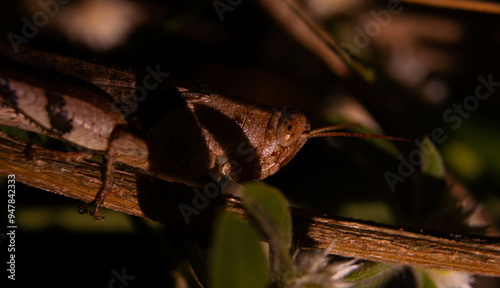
[0,132,499,277]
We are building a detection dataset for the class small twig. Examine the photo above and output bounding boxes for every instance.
[256,0,428,139]
[0,133,499,277]
[256,0,351,79]
[400,0,500,15]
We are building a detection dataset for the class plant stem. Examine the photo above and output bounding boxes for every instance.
[0,133,499,277]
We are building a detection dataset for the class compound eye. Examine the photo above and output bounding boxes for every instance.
[277,111,307,147]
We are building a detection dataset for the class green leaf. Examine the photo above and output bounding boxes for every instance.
[443,141,483,180]
[241,182,294,280]
[210,214,269,288]
[419,273,439,288]
[345,261,401,288]
[241,182,292,251]
[413,269,439,288]
[420,136,446,179]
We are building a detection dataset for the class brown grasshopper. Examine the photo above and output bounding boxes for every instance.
[0,44,408,220]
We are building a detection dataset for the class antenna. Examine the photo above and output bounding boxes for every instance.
[308,124,410,142]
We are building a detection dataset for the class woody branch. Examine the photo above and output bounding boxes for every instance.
[0,131,499,277]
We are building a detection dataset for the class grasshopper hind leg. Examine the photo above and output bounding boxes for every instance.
[79,127,149,220]
[79,133,121,220]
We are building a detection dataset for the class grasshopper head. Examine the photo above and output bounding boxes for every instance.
[217,107,311,182]
[255,109,311,180]
[227,108,409,182]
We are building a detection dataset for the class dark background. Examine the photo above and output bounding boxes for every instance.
[1,0,500,286]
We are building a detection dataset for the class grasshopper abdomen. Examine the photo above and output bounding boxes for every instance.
[0,63,149,219]
[0,66,128,152]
